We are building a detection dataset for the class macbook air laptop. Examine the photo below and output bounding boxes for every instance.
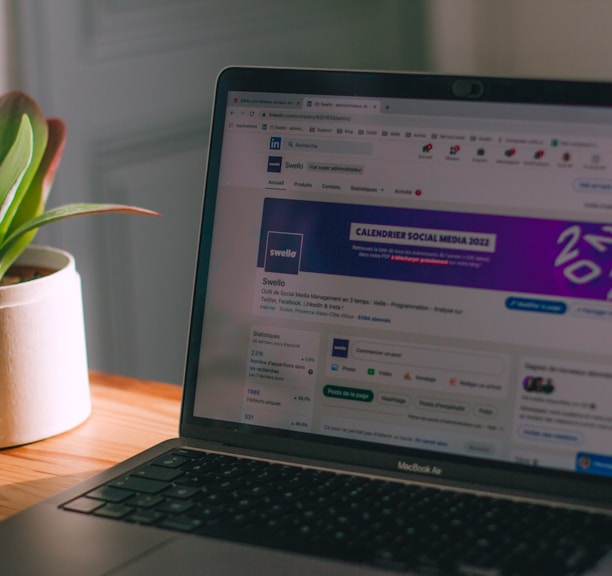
[2,66,612,576]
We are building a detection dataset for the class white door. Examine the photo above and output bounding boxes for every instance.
[12,0,426,384]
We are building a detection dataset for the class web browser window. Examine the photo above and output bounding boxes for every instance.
[195,91,612,479]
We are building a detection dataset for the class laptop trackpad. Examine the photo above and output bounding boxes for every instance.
[110,535,400,576]
[2,506,171,576]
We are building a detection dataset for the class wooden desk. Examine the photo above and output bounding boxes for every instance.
[0,371,181,521]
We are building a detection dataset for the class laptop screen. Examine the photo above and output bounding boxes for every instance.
[185,68,612,485]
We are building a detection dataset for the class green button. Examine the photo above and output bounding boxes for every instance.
[323,385,373,402]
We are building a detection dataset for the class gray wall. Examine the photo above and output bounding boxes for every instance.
[427,0,612,81]
[10,0,428,384]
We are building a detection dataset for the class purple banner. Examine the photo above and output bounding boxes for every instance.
[257,198,612,302]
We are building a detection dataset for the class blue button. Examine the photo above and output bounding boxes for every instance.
[505,297,567,315]
[576,452,612,477]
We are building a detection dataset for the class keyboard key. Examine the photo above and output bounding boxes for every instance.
[131,465,184,482]
[157,499,194,514]
[86,486,133,503]
[151,454,189,468]
[126,509,166,525]
[110,475,169,494]
[93,503,134,519]
[172,448,205,458]
[126,494,165,509]
[158,515,203,532]
[62,497,104,514]
[162,485,200,499]
[181,459,219,473]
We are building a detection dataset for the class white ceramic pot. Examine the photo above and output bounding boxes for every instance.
[0,245,91,448]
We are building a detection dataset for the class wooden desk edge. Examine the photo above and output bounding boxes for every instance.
[0,371,182,521]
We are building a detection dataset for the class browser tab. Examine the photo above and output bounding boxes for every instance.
[230,93,302,108]
[306,98,380,113]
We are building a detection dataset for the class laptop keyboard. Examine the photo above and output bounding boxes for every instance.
[61,448,612,575]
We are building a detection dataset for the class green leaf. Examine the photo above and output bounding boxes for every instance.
[7,118,66,237]
[0,120,67,278]
[0,203,160,278]
[0,115,33,229]
[0,91,48,239]
[0,203,159,279]
[0,228,37,280]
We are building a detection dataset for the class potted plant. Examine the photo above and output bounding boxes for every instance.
[0,91,158,448]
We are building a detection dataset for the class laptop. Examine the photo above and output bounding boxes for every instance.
[2,66,612,576]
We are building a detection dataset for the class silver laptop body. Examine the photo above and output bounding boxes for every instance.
[3,67,612,576]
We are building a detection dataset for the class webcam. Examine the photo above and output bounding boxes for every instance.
[452,79,485,99]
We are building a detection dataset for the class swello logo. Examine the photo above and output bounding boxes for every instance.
[269,248,297,258]
[267,156,282,173]
[264,232,303,275]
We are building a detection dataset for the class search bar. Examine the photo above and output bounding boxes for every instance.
[287,138,372,156]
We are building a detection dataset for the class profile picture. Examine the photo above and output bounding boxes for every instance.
[522,376,554,394]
